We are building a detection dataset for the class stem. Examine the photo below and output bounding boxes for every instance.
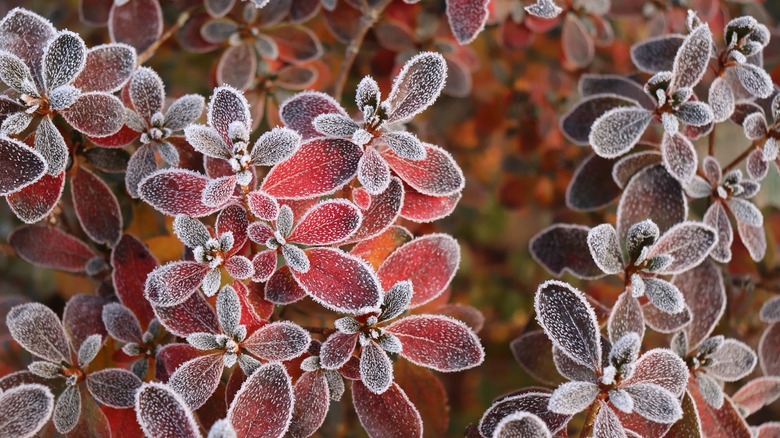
[302,326,338,336]
[579,401,601,438]
[708,124,716,156]
[137,11,191,65]
[331,0,392,100]
[722,141,757,173]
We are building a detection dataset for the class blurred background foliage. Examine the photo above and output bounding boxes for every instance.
[1,0,780,435]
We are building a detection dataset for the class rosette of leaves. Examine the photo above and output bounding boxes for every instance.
[737,94,780,182]
[685,156,766,262]
[6,302,142,433]
[0,8,133,175]
[102,303,164,379]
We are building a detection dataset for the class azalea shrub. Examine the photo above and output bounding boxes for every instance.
[0,0,779,437]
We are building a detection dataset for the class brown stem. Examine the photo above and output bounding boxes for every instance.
[331,0,392,100]
[137,11,191,65]
[722,141,758,173]
[579,401,601,438]
[708,123,716,156]
[302,326,338,336]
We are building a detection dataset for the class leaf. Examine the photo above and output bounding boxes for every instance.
[217,43,256,91]
[279,91,348,140]
[589,106,652,158]
[384,52,446,124]
[9,225,95,272]
[288,199,362,245]
[291,248,382,314]
[261,138,361,199]
[529,224,604,279]
[535,280,602,370]
[111,234,158,327]
[358,146,391,195]
[63,294,108,352]
[169,353,224,410]
[7,302,70,363]
[708,77,734,122]
[265,25,323,64]
[139,169,224,217]
[578,75,656,109]
[478,391,572,437]
[53,384,81,433]
[624,383,682,424]
[566,154,621,211]
[71,166,122,246]
[86,368,142,408]
[661,132,698,182]
[549,381,599,415]
[593,402,626,438]
[689,384,751,438]
[647,221,717,274]
[320,331,359,370]
[102,303,143,343]
[251,126,302,167]
[265,266,307,304]
[446,0,489,44]
[670,24,712,90]
[352,381,422,438]
[377,234,459,308]
[129,67,164,122]
[510,331,564,386]
[6,171,65,224]
[587,224,624,275]
[62,92,125,137]
[289,371,329,438]
[135,382,202,438]
[608,292,645,344]
[643,278,685,314]
[43,30,86,91]
[623,349,688,396]
[109,0,163,53]
[78,333,103,366]
[228,362,294,438]
[561,95,640,145]
[697,373,724,409]
[562,14,594,68]
[360,340,394,394]
[34,117,68,176]
[72,43,136,93]
[732,376,780,416]
[0,383,54,438]
[617,165,687,243]
[0,8,56,82]
[494,411,552,438]
[399,184,461,223]
[735,63,773,99]
[705,339,757,381]
[242,321,311,361]
[208,85,251,145]
[349,177,404,242]
[145,261,210,307]
[630,35,685,73]
[383,142,464,197]
[524,0,563,18]
[736,219,766,262]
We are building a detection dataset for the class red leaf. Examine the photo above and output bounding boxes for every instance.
[386,315,484,372]
[382,143,464,196]
[731,376,780,416]
[320,331,359,370]
[72,167,122,246]
[246,282,275,320]
[63,294,108,350]
[88,125,139,148]
[108,0,163,53]
[62,92,126,137]
[247,190,279,221]
[446,0,489,44]
[243,321,311,362]
[6,171,65,224]
[0,136,46,196]
[279,91,348,140]
[153,291,219,337]
[111,234,158,327]
[261,138,362,199]
[266,25,323,64]
[145,261,210,307]
[760,323,780,376]
[138,169,223,217]
[400,185,461,223]
[169,353,224,410]
[252,250,278,283]
[135,382,201,438]
[350,225,413,270]
[289,371,330,438]
[154,343,203,383]
[233,281,265,334]
[289,199,362,245]
[690,383,751,438]
[352,381,423,438]
[217,204,249,254]
[9,225,96,272]
[228,363,294,438]
[292,248,382,314]
[101,405,144,438]
[394,359,449,436]
[378,234,459,308]
[348,177,404,242]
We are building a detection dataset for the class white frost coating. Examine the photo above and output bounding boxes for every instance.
[0,383,54,438]
[86,368,142,408]
[184,124,231,159]
[0,135,47,196]
[1,112,33,135]
[216,285,241,337]
[735,63,774,99]
[144,260,209,307]
[0,50,37,94]
[524,0,563,19]
[53,384,81,433]
[661,112,679,135]
[202,175,236,207]
[705,338,757,381]
[661,132,697,183]
[164,94,205,131]
[251,126,302,166]
[360,340,394,394]
[358,146,391,195]
[696,373,724,408]
[684,176,713,199]
[623,383,682,424]
[288,198,363,245]
[35,116,68,175]
[202,268,221,297]
[6,302,70,363]
[704,202,733,263]
[647,221,717,274]
[169,353,224,410]
[277,204,294,237]
[207,85,252,142]
[383,52,447,124]
[227,362,294,438]
[77,333,102,367]
[282,244,310,273]
[135,382,203,438]
[643,277,685,314]
[129,67,165,121]
[356,76,381,111]
[607,389,634,414]
[587,224,624,275]
[493,411,552,438]
[225,255,254,280]
[187,332,220,350]
[593,402,627,438]
[548,381,599,415]
[742,112,768,140]
[312,113,359,137]
[385,142,465,196]
[173,215,211,249]
[608,292,645,343]
[207,419,237,438]
[379,280,413,322]
[242,321,311,361]
[535,280,602,371]
[589,107,652,158]
[48,84,80,110]
[675,101,713,126]
[670,24,712,91]
[383,130,426,160]
[42,30,86,92]
[729,197,763,227]
[709,77,735,122]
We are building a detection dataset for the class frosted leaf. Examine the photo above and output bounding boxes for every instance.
[646,221,716,274]
[28,361,62,379]
[0,135,46,196]
[706,339,757,381]
[535,281,601,370]
[552,345,597,383]
[548,381,599,415]
[243,321,311,361]
[71,43,135,93]
[593,402,627,438]
[319,331,358,370]
[227,362,294,438]
[202,268,221,297]
[246,191,279,221]
[279,91,348,140]
[728,198,762,227]
[144,261,210,307]
[565,153,622,212]
[312,113,359,137]
[358,146,391,195]
[561,95,640,145]
[529,224,604,279]
[43,31,86,92]
[352,381,423,438]
[135,382,202,438]
[684,176,713,199]
[732,376,780,416]
[360,341,393,394]
[169,353,224,410]
[202,175,236,208]
[661,132,698,183]
[62,91,125,137]
[661,112,679,135]
[494,411,552,438]
[187,332,220,350]
[382,131,424,161]
[524,0,562,18]
[35,117,68,175]
[173,216,211,249]
[356,76,381,111]
[208,85,251,145]
[282,244,310,273]
[761,296,780,323]
[561,14,594,68]
[275,204,294,237]
[446,0,489,45]
[251,126,302,167]
[675,101,713,127]
[630,274,645,298]
[129,67,164,121]
[379,280,413,322]
[184,125,231,159]
[53,384,81,433]
[587,224,624,275]
[608,389,634,414]
[86,368,142,408]
[609,333,641,370]
[289,370,330,438]
[742,112,767,140]
[77,333,102,366]
[200,18,238,44]
[125,144,156,198]
[735,63,773,99]
[288,199,361,245]
[624,383,682,423]
[478,392,572,437]
[589,107,652,158]
[0,112,32,135]
[207,419,236,438]
[7,302,70,363]
[216,286,241,337]
[643,278,684,314]
[630,35,684,73]
[383,52,447,124]
[736,220,766,262]
[670,24,712,91]
[0,383,54,438]
[0,50,36,95]
[697,373,724,408]
[611,151,662,189]
[163,94,205,131]
[383,142,464,196]
[709,77,735,122]
[48,85,80,111]
[578,75,655,109]
[335,317,361,334]
[608,293,645,345]
[225,255,253,280]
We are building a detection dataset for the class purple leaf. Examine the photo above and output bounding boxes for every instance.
[647,221,717,274]
[445,0,489,45]
[383,52,446,124]
[0,383,54,438]
[86,369,142,408]
[566,153,621,211]
[7,302,70,363]
[670,24,712,90]
[0,135,46,196]
[589,106,652,158]
[529,224,604,279]
[135,382,201,438]
[617,165,687,243]
[227,362,294,438]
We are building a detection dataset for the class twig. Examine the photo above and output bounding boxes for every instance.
[579,401,601,437]
[708,124,716,156]
[302,326,338,336]
[137,11,191,65]
[722,141,757,173]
